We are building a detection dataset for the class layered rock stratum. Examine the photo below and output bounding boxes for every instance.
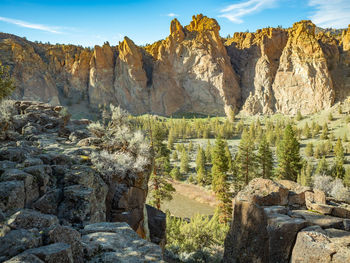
[0,15,350,116]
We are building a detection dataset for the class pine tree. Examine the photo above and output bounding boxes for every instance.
[300,161,313,186]
[344,167,350,187]
[224,143,233,172]
[303,122,311,139]
[180,148,189,174]
[227,107,235,123]
[170,167,182,180]
[195,146,207,185]
[305,142,314,157]
[188,141,193,152]
[211,137,231,223]
[315,156,329,176]
[236,129,257,185]
[148,121,175,210]
[321,123,329,140]
[167,128,175,150]
[257,135,273,179]
[172,150,178,161]
[332,138,345,179]
[205,140,212,164]
[276,124,302,181]
[0,62,15,100]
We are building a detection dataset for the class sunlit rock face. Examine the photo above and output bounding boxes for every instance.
[1,18,350,116]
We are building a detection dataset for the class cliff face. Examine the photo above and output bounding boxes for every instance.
[0,16,350,116]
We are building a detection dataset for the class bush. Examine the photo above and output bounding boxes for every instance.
[0,99,16,137]
[166,212,228,262]
[89,105,151,183]
[313,175,350,202]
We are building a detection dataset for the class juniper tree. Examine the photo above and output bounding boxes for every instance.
[332,138,345,179]
[195,146,207,185]
[315,156,329,176]
[257,135,273,179]
[211,137,231,223]
[236,129,257,185]
[276,124,302,181]
[305,142,314,157]
[180,148,189,174]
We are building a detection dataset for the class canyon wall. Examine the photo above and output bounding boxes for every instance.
[0,15,349,116]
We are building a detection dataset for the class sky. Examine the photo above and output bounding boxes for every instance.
[0,0,349,47]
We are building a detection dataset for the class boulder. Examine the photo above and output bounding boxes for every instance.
[0,147,25,162]
[1,169,39,206]
[235,178,289,206]
[20,243,74,263]
[33,189,62,215]
[6,209,59,230]
[47,225,84,263]
[278,180,311,206]
[0,181,25,213]
[291,226,350,262]
[0,229,42,260]
[290,210,345,230]
[331,206,350,219]
[81,222,163,262]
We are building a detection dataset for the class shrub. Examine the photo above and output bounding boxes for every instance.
[0,99,16,137]
[89,105,151,183]
[313,175,350,202]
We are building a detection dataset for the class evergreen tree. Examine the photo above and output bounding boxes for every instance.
[276,124,302,181]
[257,135,273,179]
[305,142,314,157]
[227,107,235,123]
[205,140,212,164]
[303,122,311,139]
[224,143,233,172]
[170,167,182,180]
[211,137,231,223]
[167,128,175,150]
[332,138,345,179]
[321,123,329,140]
[172,150,178,161]
[236,129,257,185]
[188,141,193,152]
[195,146,207,185]
[149,172,175,209]
[344,167,350,187]
[180,148,189,174]
[0,62,15,100]
[315,156,329,176]
[300,161,313,186]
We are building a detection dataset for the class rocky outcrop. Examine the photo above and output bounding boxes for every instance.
[223,178,350,263]
[0,101,163,262]
[1,18,349,116]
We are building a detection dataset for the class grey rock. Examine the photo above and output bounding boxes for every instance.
[146,204,166,246]
[6,209,59,230]
[290,210,345,230]
[47,225,84,263]
[21,243,74,263]
[1,169,39,206]
[23,158,44,167]
[33,189,62,215]
[0,147,25,162]
[0,180,25,213]
[0,229,42,260]
[82,222,163,262]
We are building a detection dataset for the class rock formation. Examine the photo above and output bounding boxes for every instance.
[0,101,164,262]
[223,178,350,263]
[0,17,350,116]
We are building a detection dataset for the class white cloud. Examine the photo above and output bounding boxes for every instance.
[0,16,62,34]
[219,0,279,23]
[308,0,350,28]
[167,13,179,17]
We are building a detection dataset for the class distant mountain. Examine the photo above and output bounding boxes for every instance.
[1,14,349,116]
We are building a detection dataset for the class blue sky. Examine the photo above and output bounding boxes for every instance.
[0,0,349,47]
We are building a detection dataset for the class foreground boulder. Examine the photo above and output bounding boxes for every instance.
[223,178,350,263]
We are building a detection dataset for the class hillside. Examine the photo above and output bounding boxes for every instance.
[0,15,350,117]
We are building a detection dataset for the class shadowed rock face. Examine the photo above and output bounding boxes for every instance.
[223,178,350,263]
[1,17,350,116]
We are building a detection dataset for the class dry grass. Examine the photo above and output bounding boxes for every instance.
[168,179,218,207]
